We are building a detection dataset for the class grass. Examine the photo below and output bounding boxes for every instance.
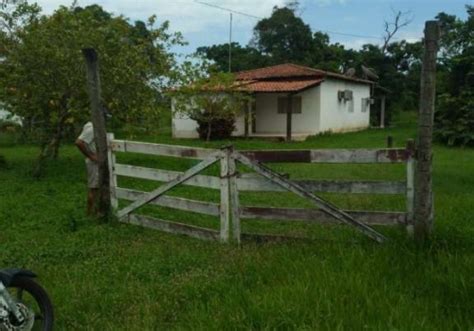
[1,111,474,330]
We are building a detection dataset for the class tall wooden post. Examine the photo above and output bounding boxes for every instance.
[286,93,293,141]
[219,147,230,243]
[414,21,440,241]
[82,48,111,219]
[405,139,416,236]
[107,133,118,210]
[228,146,241,245]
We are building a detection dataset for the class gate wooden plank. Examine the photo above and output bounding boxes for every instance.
[116,188,220,216]
[111,139,216,160]
[310,148,410,163]
[125,214,219,241]
[237,176,405,194]
[114,164,220,189]
[233,152,388,243]
[241,148,410,163]
[241,207,406,225]
[115,164,404,194]
[117,153,221,219]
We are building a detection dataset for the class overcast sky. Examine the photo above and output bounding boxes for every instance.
[34,0,469,56]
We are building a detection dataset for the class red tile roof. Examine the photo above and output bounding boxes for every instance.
[235,63,373,90]
[238,78,324,93]
[172,63,372,94]
[236,63,324,80]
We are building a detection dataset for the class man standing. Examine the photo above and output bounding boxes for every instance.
[75,121,99,215]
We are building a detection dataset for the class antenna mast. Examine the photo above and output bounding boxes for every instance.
[228,13,233,73]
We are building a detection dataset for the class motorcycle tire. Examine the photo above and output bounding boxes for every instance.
[8,276,54,331]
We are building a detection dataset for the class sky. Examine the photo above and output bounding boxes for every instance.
[34,0,470,56]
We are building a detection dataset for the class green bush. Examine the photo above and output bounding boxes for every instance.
[195,110,236,140]
[0,119,21,133]
[435,91,474,146]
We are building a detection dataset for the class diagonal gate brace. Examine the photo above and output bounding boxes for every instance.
[117,151,222,219]
[232,151,387,243]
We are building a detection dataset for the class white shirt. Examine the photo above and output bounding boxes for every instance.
[77,122,96,157]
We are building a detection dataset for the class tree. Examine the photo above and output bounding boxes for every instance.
[172,69,251,141]
[434,6,474,146]
[250,6,314,65]
[381,9,414,54]
[196,42,270,72]
[0,2,183,176]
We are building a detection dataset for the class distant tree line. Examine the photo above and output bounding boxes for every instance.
[197,5,474,146]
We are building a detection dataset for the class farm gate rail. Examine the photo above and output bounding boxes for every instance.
[106,133,417,244]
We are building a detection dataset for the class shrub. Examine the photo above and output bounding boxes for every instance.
[195,111,236,140]
[435,91,474,146]
[0,119,21,133]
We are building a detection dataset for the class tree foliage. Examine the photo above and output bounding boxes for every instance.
[172,69,251,141]
[196,42,270,72]
[0,2,183,175]
[250,6,314,65]
[435,6,474,146]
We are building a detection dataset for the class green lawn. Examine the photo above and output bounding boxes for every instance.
[1,112,474,330]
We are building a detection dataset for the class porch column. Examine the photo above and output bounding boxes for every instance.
[286,93,293,141]
[380,95,386,129]
[245,99,251,138]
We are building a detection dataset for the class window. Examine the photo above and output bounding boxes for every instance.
[361,98,370,113]
[277,96,302,114]
[338,90,353,102]
[348,99,354,113]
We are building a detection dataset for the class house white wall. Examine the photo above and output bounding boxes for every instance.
[171,79,371,138]
[318,79,371,133]
[0,109,22,125]
[254,86,321,135]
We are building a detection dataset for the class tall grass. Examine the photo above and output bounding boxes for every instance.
[1,112,473,330]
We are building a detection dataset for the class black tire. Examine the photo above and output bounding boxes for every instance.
[8,276,54,331]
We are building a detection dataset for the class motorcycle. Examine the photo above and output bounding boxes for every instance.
[0,269,53,331]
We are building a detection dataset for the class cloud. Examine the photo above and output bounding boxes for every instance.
[314,0,347,6]
[34,0,286,34]
[342,38,376,50]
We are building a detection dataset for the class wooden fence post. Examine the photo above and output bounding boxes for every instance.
[244,100,250,138]
[414,21,440,241]
[405,139,415,236]
[228,147,241,245]
[82,48,110,218]
[220,148,230,243]
[107,133,118,210]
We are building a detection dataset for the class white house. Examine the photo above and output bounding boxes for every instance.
[172,63,374,140]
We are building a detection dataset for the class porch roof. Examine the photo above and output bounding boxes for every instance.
[237,78,324,93]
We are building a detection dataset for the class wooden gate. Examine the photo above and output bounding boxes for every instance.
[107,134,416,244]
